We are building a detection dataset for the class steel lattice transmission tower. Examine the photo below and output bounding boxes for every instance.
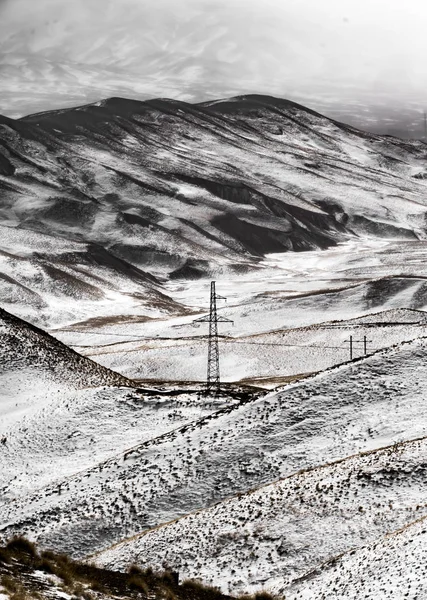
[193,281,233,396]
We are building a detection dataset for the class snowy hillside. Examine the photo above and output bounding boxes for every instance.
[84,307,427,384]
[3,92,427,599]
[2,95,427,328]
[54,236,427,386]
[0,223,187,328]
[0,385,235,503]
[0,306,129,388]
[0,306,238,501]
[96,436,427,595]
[287,515,427,600]
[3,336,427,559]
[0,306,132,430]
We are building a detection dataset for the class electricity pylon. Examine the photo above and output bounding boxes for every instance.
[193,281,233,396]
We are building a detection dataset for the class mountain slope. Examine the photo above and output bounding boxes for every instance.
[0,307,236,501]
[0,383,235,503]
[0,223,188,328]
[287,515,427,600]
[2,336,427,558]
[84,307,427,384]
[54,237,427,387]
[95,436,427,595]
[2,94,427,326]
[0,306,132,429]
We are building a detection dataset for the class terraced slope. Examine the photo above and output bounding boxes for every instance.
[2,337,427,558]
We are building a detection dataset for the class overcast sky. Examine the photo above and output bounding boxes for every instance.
[0,0,426,133]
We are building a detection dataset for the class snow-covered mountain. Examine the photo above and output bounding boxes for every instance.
[0,305,237,501]
[0,306,129,388]
[2,94,427,329]
[0,383,235,503]
[0,222,188,328]
[85,307,427,384]
[3,0,427,142]
[3,93,427,598]
[0,305,132,430]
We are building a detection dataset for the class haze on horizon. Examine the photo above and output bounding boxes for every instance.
[1,0,427,136]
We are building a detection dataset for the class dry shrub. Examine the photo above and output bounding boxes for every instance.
[5,537,38,559]
[2,574,19,593]
[128,574,149,593]
[238,592,281,600]
[182,578,224,600]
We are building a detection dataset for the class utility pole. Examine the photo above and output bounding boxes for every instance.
[193,282,233,396]
[347,335,369,360]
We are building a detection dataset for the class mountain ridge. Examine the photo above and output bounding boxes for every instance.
[2,93,427,327]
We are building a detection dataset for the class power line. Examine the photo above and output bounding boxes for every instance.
[62,330,377,352]
[317,322,427,329]
[218,339,377,350]
[59,319,427,337]
[55,329,149,338]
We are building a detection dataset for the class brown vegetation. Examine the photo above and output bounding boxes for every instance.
[0,537,279,600]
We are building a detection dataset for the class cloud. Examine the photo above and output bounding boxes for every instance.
[2,0,426,76]
[1,0,427,122]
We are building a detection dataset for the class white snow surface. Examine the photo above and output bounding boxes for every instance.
[3,96,427,596]
[0,305,233,501]
[4,95,427,335]
[84,307,427,385]
[3,337,427,565]
[287,515,427,600]
[0,304,130,428]
[96,436,427,596]
[0,387,232,501]
[52,239,427,385]
[0,224,186,329]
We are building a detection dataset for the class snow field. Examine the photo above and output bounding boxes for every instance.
[3,336,427,562]
[288,515,427,600]
[96,436,427,595]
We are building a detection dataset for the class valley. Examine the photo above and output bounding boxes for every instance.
[2,94,427,600]
[58,239,427,385]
